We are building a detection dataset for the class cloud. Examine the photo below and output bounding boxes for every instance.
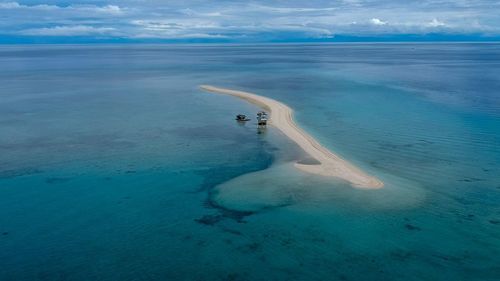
[179,8,222,17]
[370,18,387,25]
[427,18,446,27]
[248,4,338,14]
[0,2,20,9]
[90,5,123,15]
[0,2,124,15]
[0,0,499,41]
[130,19,225,39]
[19,25,116,36]
[132,32,228,39]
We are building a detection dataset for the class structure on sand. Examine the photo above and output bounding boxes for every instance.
[257,111,268,126]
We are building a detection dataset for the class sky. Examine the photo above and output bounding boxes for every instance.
[1,0,500,43]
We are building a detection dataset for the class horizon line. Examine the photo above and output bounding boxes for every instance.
[1,41,500,46]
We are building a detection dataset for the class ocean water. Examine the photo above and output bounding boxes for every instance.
[0,43,499,281]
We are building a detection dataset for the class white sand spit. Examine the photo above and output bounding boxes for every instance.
[200,85,383,189]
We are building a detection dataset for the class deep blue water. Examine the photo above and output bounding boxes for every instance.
[0,43,499,281]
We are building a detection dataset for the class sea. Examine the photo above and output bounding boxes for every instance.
[0,43,499,281]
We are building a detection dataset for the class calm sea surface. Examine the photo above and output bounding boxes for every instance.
[1,43,499,280]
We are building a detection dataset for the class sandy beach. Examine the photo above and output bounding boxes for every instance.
[200,85,384,189]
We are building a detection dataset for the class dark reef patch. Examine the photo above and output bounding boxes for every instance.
[238,242,261,253]
[280,237,295,247]
[198,197,255,225]
[377,139,434,151]
[206,197,254,223]
[194,148,273,193]
[195,214,224,226]
[193,141,273,194]
[0,167,43,179]
[458,177,485,182]
[405,224,422,231]
[220,227,243,236]
[489,220,500,225]
[224,272,241,281]
[190,139,273,226]
[432,253,462,263]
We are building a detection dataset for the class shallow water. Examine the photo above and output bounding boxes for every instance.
[1,43,499,280]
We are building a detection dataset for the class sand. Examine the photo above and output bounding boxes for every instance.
[200,85,384,189]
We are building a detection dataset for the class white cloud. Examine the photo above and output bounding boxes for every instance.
[132,19,220,30]
[130,19,224,39]
[370,18,387,25]
[0,2,21,9]
[1,1,499,40]
[87,5,123,15]
[249,4,338,14]
[427,18,446,27]
[19,25,116,36]
[179,8,222,17]
[0,2,124,15]
[132,32,228,39]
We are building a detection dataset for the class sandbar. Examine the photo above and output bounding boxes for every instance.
[200,85,384,189]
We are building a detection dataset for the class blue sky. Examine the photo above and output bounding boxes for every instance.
[1,0,500,43]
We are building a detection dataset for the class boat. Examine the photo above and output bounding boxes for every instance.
[257,111,268,126]
[235,114,250,121]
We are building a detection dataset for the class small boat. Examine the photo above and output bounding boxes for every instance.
[235,114,250,121]
[257,111,268,126]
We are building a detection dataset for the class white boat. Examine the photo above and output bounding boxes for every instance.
[257,111,268,125]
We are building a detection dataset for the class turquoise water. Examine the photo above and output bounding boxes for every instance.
[1,44,499,280]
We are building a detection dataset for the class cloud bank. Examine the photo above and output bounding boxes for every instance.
[1,0,499,42]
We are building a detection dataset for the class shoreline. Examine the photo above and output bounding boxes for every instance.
[200,85,384,189]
